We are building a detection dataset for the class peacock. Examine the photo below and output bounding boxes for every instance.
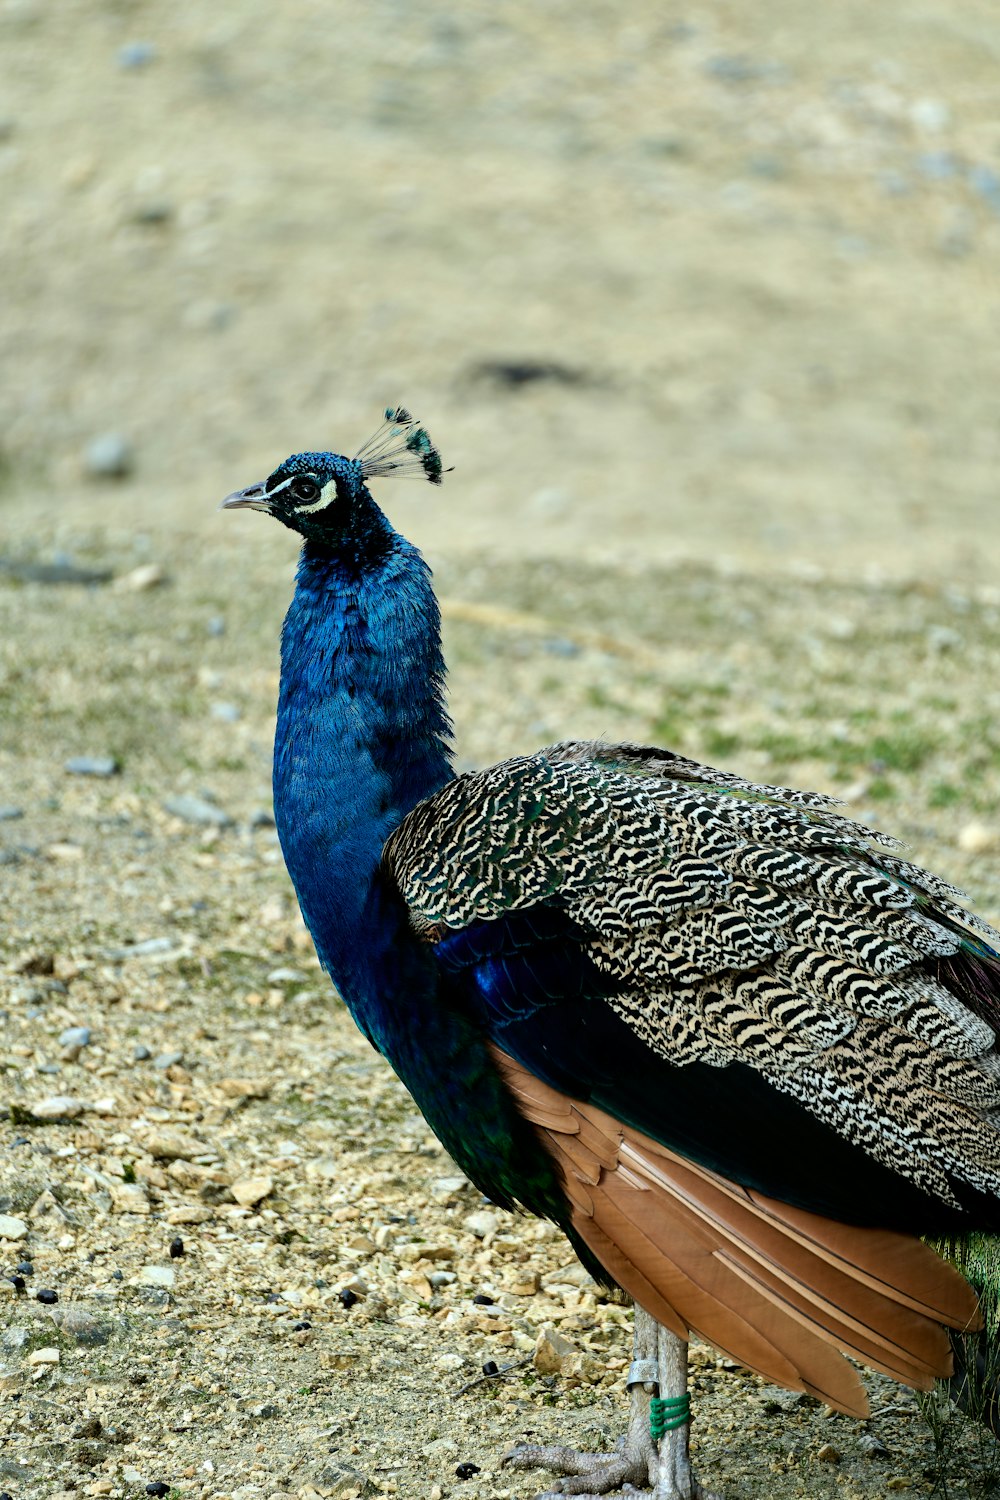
[223,409,1000,1500]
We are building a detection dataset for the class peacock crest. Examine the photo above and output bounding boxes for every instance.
[352,407,450,486]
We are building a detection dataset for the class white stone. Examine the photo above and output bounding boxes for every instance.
[534,1324,578,1375]
[31,1095,86,1121]
[138,1265,175,1288]
[141,1128,207,1161]
[0,1214,27,1240]
[109,1181,150,1215]
[230,1173,274,1207]
[958,821,998,855]
[462,1209,500,1239]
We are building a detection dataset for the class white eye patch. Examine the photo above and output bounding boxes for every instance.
[294,478,341,515]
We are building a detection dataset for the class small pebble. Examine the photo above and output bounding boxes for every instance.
[0,806,24,821]
[958,820,998,855]
[138,1265,175,1289]
[59,1026,91,1050]
[162,794,233,827]
[36,1288,59,1304]
[817,1443,841,1463]
[210,701,241,722]
[27,1346,60,1365]
[543,637,580,658]
[133,1044,152,1061]
[107,936,174,958]
[141,1126,204,1159]
[207,616,226,637]
[56,1306,114,1345]
[29,1095,86,1121]
[169,1237,184,1259]
[534,1325,578,1376]
[338,1288,358,1309]
[0,1215,28,1241]
[481,1360,499,1377]
[114,563,166,593]
[153,1051,184,1070]
[463,1210,499,1239]
[230,1173,274,1207]
[15,1262,33,1276]
[431,1175,468,1197]
[455,1463,481,1480]
[859,1432,890,1459]
[118,41,157,68]
[85,433,133,478]
[64,756,119,778]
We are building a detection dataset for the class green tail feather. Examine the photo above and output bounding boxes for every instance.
[934,1233,1000,1436]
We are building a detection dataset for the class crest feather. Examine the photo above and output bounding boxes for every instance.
[352,407,449,485]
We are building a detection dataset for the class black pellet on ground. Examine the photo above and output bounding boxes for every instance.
[8,1276,25,1293]
[146,1484,170,1498]
[169,1237,184,1258]
[455,1462,481,1479]
[338,1288,358,1309]
[481,1361,499,1377]
[292,1321,312,1332]
[15,1262,33,1275]
[472,1293,494,1305]
[36,1288,58,1304]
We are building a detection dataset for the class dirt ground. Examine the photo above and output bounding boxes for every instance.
[3,3,1000,1498]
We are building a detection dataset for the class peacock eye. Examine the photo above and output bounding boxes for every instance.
[290,476,322,504]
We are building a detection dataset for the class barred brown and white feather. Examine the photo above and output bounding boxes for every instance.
[383,741,1000,1206]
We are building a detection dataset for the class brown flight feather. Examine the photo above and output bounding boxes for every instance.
[493,1046,981,1417]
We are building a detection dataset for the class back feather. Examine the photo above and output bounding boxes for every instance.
[386,740,1000,1216]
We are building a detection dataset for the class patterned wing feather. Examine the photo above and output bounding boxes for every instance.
[384,741,1000,1213]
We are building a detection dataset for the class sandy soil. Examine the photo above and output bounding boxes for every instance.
[3,3,1000,1498]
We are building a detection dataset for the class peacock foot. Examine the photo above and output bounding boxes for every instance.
[503,1432,655,1496]
[503,1435,721,1499]
[503,1310,723,1500]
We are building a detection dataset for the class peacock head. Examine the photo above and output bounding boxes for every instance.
[221,408,447,543]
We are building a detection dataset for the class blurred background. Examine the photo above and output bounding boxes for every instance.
[4,0,1000,577]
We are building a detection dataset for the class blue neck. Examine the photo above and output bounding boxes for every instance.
[271,525,574,1229]
[273,532,454,1005]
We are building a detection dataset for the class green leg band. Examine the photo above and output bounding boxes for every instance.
[650,1392,691,1440]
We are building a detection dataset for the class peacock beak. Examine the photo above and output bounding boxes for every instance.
[220,483,271,512]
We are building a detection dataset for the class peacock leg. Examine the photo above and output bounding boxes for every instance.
[503,1302,707,1500]
[650,1321,721,1500]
